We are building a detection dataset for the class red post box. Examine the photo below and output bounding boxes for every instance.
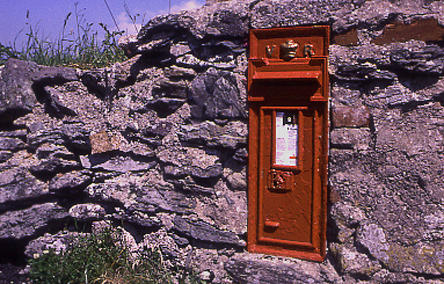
[247,26,329,262]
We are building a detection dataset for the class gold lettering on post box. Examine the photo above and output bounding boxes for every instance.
[280,40,299,61]
[265,45,276,57]
[303,44,315,57]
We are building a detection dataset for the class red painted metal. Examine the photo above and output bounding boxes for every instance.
[247,26,330,262]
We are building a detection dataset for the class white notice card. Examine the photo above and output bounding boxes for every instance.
[275,112,298,166]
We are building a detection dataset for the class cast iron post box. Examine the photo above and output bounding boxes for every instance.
[247,26,329,261]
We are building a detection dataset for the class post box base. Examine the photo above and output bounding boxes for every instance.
[248,244,325,262]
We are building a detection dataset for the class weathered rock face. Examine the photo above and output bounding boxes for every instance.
[1,0,443,282]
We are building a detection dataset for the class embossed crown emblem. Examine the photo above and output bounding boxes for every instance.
[280,40,299,61]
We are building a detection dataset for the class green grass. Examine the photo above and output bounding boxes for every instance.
[29,228,202,284]
[0,5,127,68]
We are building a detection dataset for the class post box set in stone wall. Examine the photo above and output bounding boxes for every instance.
[0,0,443,282]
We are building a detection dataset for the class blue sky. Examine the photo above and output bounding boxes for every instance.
[0,0,204,48]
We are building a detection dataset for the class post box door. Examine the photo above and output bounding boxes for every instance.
[258,106,314,246]
[249,97,326,261]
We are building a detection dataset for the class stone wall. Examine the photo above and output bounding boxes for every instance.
[0,0,443,282]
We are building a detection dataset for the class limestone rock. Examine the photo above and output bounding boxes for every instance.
[356,223,444,275]
[233,148,247,163]
[80,70,115,99]
[158,146,222,181]
[356,223,390,263]
[390,45,444,75]
[145,97,186,117]
[0,58,79,123]
[226,172,247,191]
[189,68,246,120]
[30,157,80,179]
[330,243,381,277]
[89,131,119,154]
[332,104,370,128]
[384,242,444,275]
[0,203,68,239]
[225,253,335,284]
[34,143,75,160]
[61,123,91,153]
[0,138,25,152]
[0,129,27,139]
[152,78,189,99]
[49,170,92,193]
[27,124,65,151]
[0,0,442,282]
[250,0,353,31]
[86,177,137,208]
[138,0,249,41]
[334,63,397,82]
[330,128,372,151]
[134,174,196,214]
[30,64,78,84]
[163,163,223,180]
[163,66,196,80]
[0,168,48,206]
[142,121,172,138]
[0,59,38,121]
[179,121,247,150]
[69,203,106,221]
[172,216,242,246]
[81,152,156,173]
[118,34,138,57]
[330,202,366,229]
[135,187,197,214]
[0,151,13,163]
[172,178,215,194]
[113,212,161,229]
[195,188,247,234]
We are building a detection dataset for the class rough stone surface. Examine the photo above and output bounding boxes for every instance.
[330,128,372,151]
[68,204,106,220]
[330,243,381,277]
[0,203,68,239]
[81,153,157,172]
[0,138,26,152]
[24,231,85,258]
[0,168,49,206]
[0,0,443,282]
[49,170,92,193]
[172,216,242,246]
[0,59,38,120]
[179,121,247,149]
[226,172,247,191]
[189,68,246,120]
[332,104,371,128]
[225,253,340,284]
